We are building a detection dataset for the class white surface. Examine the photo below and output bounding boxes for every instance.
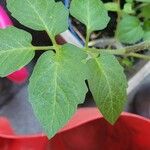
[61,30,83,48]
[127,62,150,94]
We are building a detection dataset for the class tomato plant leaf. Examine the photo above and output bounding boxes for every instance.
[140,4,150,19]
[104,2,119,12]
[143,20,150,31]
[126,0,133,3]
[144,31,150,41]
[7,0,69,37]
[117,15,144,44]
[0,27,34,77]
[87,53,127,124]
[70,0,110,33]
[123,3,134,14]
[29,44,88,138]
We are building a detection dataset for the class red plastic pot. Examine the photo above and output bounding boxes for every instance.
[0,108,150,150]
[51,108,150,150]
[0,118,48,150]
[0,5,29,84]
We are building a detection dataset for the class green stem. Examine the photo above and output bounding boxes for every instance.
[125,41,150,53]
[127,53,150,60]
[135,3,149,11]
[85,29,90,49]
[45,29,60,54]
[88,41,150,60]
[90,48,150,60]
[115,0,121,39]
[33,46,54,51]
[90,41,150,54]
[89,48,126,55]
[33,40,150,60]
[51,37,58,47]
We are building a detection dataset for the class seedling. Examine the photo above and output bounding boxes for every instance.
[0,0,149,138]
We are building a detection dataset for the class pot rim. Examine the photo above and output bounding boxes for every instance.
[0,107,150,139]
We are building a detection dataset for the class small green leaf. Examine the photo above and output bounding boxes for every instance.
[126,0,133,3]
[140,4,150,19]
[121,58,133,68]
[117,15,144,44]
[7,0,69,37]
[0,27,34,77]
[70,0,110,32]
[143,20,150,31]
[104,2,119,12]
[87,53,127,124]
[123,3,134,14]
[143,31,150,41]
[29,44,88,138]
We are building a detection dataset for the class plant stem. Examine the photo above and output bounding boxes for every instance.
[127,53,150,60]
[115,0,121,39]
[33,46,54,51]
[91,41,150,53]
[33,41,150,60]
[125,41,150,53]
[135,3,148,11]
[89,48,126,55]
[85,29,90,49]
[45,29,60,54]
[103,49,125,55]
[89,41,150,60]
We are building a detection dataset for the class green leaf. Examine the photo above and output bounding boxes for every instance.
[104,2,119,12]
[117,15,144,44]
[0,27,34,77]
[70,0,110,32]
[126,0,133,3]
[7,0,69,37]
[121,58,133,68]
[123,3,134,14]
[87,53,127,124]
[140,4,150,19]
[29,44,88,138]
[143,31,150,41]
[143,20,150,31]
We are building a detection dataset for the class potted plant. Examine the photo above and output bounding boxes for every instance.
[0,0,150,149]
